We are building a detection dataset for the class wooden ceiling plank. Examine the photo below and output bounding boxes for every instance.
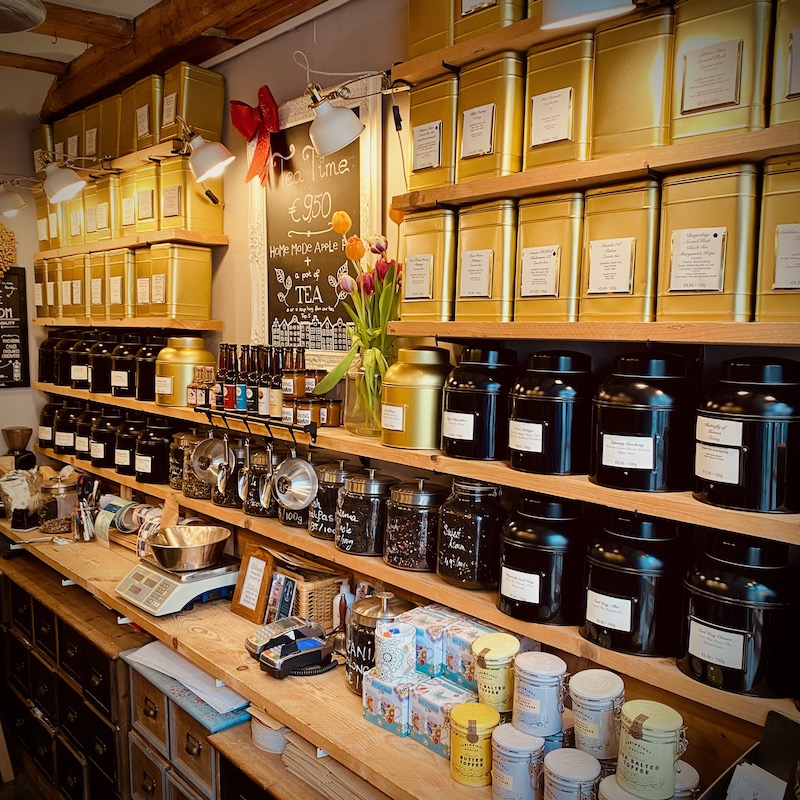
[224,0,331,41]
[34,3,133,48]
[0,52,66,76]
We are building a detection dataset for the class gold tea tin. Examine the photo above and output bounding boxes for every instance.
[457,52,525,183]
[401,208,457,321]
[58,255,78,318]
[99,95,121,159]
[755,155,800,321]
[408,0,453,57]
[380,346,452,449]
[454,0,526,44]
[161,62,225,142]
[48,257,62,318]
[83,182,98,244]
[64,110,84,160]
[30,123,52,175]
[657,164,759,322]
[159,155,223,233]
[134,248,152,317]
[409,75,458,190]
[35,193,51,249]
[119,171,137,236]
[133,74,163,150]
[669,0,771,144]
[523,33,594,170]
[580,180,660,322]
[65,192,84,248]
[52,116,68,160]
[83,102,102,159]
[46,198,63,250]
[514,193,583,322]
[455,200,516,322]
[592,8,674,157]
[119,86,136,157]
[92,174,120,241]
[76,254,91,318]
[155,337,215,406]
[106,248,135,319]
[770,0,800,127]
[134,162,160,233]
[33,259,48,318]
[87,252,107,319]
[148,243,212,319]
[450,702,501,787]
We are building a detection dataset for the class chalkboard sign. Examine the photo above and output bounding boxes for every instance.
[0,267,30,389]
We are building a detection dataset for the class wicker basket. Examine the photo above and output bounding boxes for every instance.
[283,568,346,633]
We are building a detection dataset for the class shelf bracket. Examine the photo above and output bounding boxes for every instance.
[441,60,459,74]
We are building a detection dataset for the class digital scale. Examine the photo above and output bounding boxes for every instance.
[115,555,240,616]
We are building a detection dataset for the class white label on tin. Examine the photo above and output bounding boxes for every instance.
[54,141,64,158]
[588,238,635,294]
[75,436,89,453]
[70,210,82,237]
[33,148,45,172]
[774,224,800,289]
[320,407,329,424]
[696,415,743,447]
[38,426,52,441]
[136,105,150,138]
[461,103,495,158]
[135,454,152,474]
[151,273,166,304]
[115,448,131,466]
[54,431,74,448]
[508,420,543,453]
[109,276,123,305]
[669,228,726,291]
[462,0,496,14]
[155,376,173,395]
[61,280,72,306]
[122,196,136,227]
[520,246,559,297]
[412,121,442,171]
[90,441,104,459]
[381,403,405,432]
[137,189,154,220]
[110,370,128,388]
[162,185,181,217]
[501,566,541,604]
[71,279,82,305]
[136,277,151,304]
[85,206,97,233]
[46,282,55,306]
[34,283,43,307]
[85,127,98,156]
[681,39,742,113]
[296,408,312,426]
[70,364,88,381]
[586,589,632,632]
[442,411,475,441]
[37,218,48,242]
[688,619,745,670]
[404,254,433,300]
[91,277,103,305]
[459,249,492,297]
[48,212,59,238]
[67,134,78,158]
[790,30,800,97]
[530,87,573,146]
[163,92,177,126]
[96,202,109,231]
[695,442,740,484]
[601,434,654,470]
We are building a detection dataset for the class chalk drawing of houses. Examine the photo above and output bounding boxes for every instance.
[309,316,322,349]
[288,316,301,347]
[334,319,350,351]
[321,318,334,350]
[279,319,289,347]
[300,320,311,348]
[270,318,281,347]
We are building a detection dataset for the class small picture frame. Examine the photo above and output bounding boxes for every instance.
[230,544,274,623]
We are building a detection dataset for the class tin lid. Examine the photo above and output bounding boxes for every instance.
[351,591,414,627]
[706,532,790,569]
[166,336,206,349]
[317,460,360,484]
[599,774,641,800]
[674,761,700,793]
[719,356,800,385]
[514,651,567,678]
[544,748,601,782]
[450,701,501,733]
[397,346,451,365]
[568,669,624,702]
[471,632,520,665]
[604,511,678,542]
[459,346,517,368]
[612,351,686,379]
[517,492,582,521]
[492,723,545,752]
[390,478,450,507]
[526,350,592,373]
[344,468,396,496]
[41,476,78,496]
[621,700,683,732]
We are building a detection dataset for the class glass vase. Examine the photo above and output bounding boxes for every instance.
[344,355,383,437]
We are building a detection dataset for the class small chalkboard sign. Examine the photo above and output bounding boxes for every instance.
[0,266,30,389]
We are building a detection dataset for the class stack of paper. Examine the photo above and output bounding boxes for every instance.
[726,761,787,800]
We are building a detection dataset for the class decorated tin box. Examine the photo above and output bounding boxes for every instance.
[443,618,501,691]
[362,668,425,737]
[410,677,478,758]
[397,605,466,676]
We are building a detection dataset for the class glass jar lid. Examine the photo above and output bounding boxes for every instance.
[452,477,500,495]
[390,478,450,507]
[515,651,567,678]
[621,699,683,733]
[471,632,520,665]
[544,748,601,782]
[351,591,414,627]
[450,701,501,732]
[344,468,396,496]
[568,669,624,702]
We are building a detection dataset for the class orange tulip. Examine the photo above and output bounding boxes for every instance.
[345,235,366,262]
[388,206,405,226]
[332,210,352,235]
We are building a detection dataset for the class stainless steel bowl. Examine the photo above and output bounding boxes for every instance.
[147,525,231,572]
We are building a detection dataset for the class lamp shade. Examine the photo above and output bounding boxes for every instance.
[42,162,86,204]
[309,100,365,157]
[0,184,26,217]
[541,0,635,29]
[188,136,235,182]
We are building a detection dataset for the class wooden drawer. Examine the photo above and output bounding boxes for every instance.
[57,618,86,684]
[30,709,57,783]
[131,668,169,757]
[8,686,33,753]
[167,770,206,800]
[32,597,57,662]
[9,581,32,638]
[218,755,266,800]
[57,672,88,748]
[56,734,89,800]
[8,627,31,699]
[85,699,121,784]
[30,648,58,723]
[170,703,215,799]
[84,637,115,719]
[0,623,8,701]
[89,758,118,800]
[130,729,170,800]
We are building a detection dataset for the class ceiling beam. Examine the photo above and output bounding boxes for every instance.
[224,0,332,42]
[33,3,133,48]
[0,52,67,76]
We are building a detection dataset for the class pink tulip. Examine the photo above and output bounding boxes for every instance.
[375,258,395,280]
[357,271,375,295]
[339,273,357,293]
[369,234,388,255]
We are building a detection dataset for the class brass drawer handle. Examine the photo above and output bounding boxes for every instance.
[185,732,202,758]
[36,684,48,698]
[65,775,76,788]
[89,671,102,688]
[143,697,158,719]
[39,622,51,636]
[66,709,77,723]
[142,774,156,796]
[65,643,78,659]
[93,740,106,758]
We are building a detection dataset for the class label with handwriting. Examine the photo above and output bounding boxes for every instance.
[774,224,800,289]
[530,87,572,146]
[136,105,150,138]
[520,246,559,297]
[404,254,434,300]
[162,92,177,127]
[601,434,654,470]
[695,442,740,485]
[412,121,443,171]
[669,228,726,291]
[681,39,742,113]
[461,103,495,158]
[162,185,181,218]
[588,238,635,294]
[459,249,492,297]
[586,589,632,632]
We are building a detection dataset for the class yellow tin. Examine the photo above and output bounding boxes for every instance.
[99,95,121,159]
[457,52,525,183]
[119,171,137,237]
[83,102,102,159]
[657,164,759,322]
[155,336,216,406]
[450,701,501,787]
[401,208,457,321]
[770,0,800,127]
[159,155,223,233]
[86,252,107,319]
[408,0,453,57]
[58,255,79,318]
[35,193,51,249]
[133,74,163,150]
[148,243,212,319]
[670,0,771,143]
[47,197,63,250]
[134,162,160,233]
[33,259,48,318]
[514,193,583,322]
[119,86,136,157]
[592,8,674,157]
[106,248,135,319]
[83,183,98,244]
[64,110,84,160]
[580,180,660,322]
[454,0,526,44]
[523,33,594,170]
[77,254,92,318]
[409,75,459,190]
[65,193,84,248]
[30,123,52,175]
[134,248,152,318]
[48,257,62,318]
[52,116,68,160]
[755,155,800,321]
[456,200,516,322]
[92,174,120,241]
[161,62,225,142]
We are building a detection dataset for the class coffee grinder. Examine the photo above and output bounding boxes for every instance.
[2,427,36,470]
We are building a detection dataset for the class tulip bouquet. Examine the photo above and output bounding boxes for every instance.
[313,209,403,436]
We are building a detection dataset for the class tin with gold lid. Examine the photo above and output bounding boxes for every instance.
[134,162,160,234]
[106,248,135,319]
[454,0,525,44]
[471,632,520,721]
[161,62,225,142]
[133,74,163,150]
[450,701,501,787]
[159,155,223,233]
[148,243,212,319]
[770,0,800,127]
[155,337,216,407]
[409,75,458,190]
[408,0,453,57]
[100,95,121,159]
[93,174,120,241]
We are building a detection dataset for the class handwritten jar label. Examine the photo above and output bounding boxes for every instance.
[601,434,655,470]
[586,589,633,633]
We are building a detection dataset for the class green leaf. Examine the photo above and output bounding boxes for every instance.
[311,345,358,395]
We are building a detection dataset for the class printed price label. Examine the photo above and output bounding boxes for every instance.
[151,273,166,304]
[461,103,495,158]
[695,443,740,485]
[530,87,573,146]
[135,454,152,474]
[381,404,405,432]
[115,449,131,466]
[91,278,103,306]
[110,370,129,388]
[155,376,173,396]
[162,185,181,217]
[136,277,151,305]
[404,254,434,300]
[122,196,136,227]
[669,228,726,292]
[601,434,654,470]
[412,121,443,171]
[586,589,632,632]
[459,249,492,297]
[688,619,745,670]
[501,567,541,604]
[508,420,544,453]
[85,127,98,156]
[136,105,150,138]
[90,441,105,459]
[162,92,177,126]
[520,246,559,297]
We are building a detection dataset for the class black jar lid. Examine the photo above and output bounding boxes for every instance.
[706,532,790,568]
[146,415,175,431]
[604,510,678,541]
[112,334,144,354]
[459,346,517,367]
[719,356,800,385]
[55,329,83,343]
[89,332,120,352]
[58,398,84,411]
[390,478,451,507]
[526,350,592,373]
[612,351,686,378]
[517,491,582,521]
[95,408,124,422]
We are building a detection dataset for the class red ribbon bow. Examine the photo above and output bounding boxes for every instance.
[229,85,280,185]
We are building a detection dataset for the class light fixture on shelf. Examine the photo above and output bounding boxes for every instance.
[176,116,235,183]
[0,183,26,217]
[540,0,636,29]
[307,83,367,158]
[42,161,87,204]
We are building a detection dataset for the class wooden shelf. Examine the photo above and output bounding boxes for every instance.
[32,317,223,330]
[29,445,800,728]
[390,123,800,213]
[389,320,800,346]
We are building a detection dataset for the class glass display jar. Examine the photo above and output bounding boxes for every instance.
[53,399,84,455]
[135,418,174,484]
[135,335,167,402]
[335,469,397,555]
[384,479,450,571]
[88,331,120,394]
[38,476,78,534]
[169,431,199,491]
[343,354,385,437]
[320,398,342,427]
[114,412,146,476]
[242,446,284,516]
[182,434,218,500]
[110,333,144,398]
[437,478,506,589]
[309,461,361,539]
[212,440,247,508]
[75,403,103,462]
[90,408,124,469]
